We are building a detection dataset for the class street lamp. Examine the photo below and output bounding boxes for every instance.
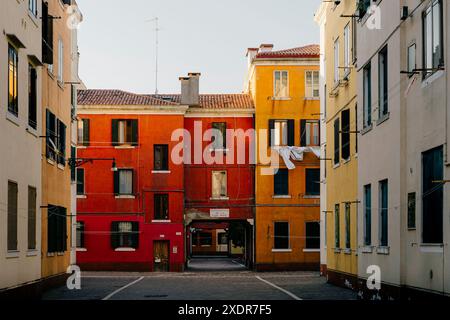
[68,158,117,172]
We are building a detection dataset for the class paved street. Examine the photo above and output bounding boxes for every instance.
[43,258,357,301]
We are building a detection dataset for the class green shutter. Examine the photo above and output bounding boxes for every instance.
[113,170,119,195]
[112,119,119,146]
[287,120,295,146]
[132,222,139,249]
[131,120,138,146]
[300,120,307,146]
[83,119,90,146]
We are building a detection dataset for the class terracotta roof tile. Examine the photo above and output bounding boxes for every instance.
[255,44,320,59]
[78,90,254,110]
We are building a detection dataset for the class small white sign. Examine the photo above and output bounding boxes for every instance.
[176,232,182,236]
[173,246,178,254]
[210,209,230,218]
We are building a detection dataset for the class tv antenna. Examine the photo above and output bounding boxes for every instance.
[145,17,160,95]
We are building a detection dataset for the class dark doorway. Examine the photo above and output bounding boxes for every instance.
[153,240,170,272]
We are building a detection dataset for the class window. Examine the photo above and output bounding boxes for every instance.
[57,38,63,82]
[57,119,66,165]
[154,194,169,220]
[344,23,351,75]
[408,44,417,75]
[199,232,213,246]
[212,171,227,199]
[301,120,320,146]
[114,169,134,195]
[422,146,443,244]
[334,204,340,248]
[274,169,289,196]
[355,104,358,153]
[274,222,289,250]
[218,233,228,245]
[334,118,340,165]
[364,185,372,246]
[345,203,351,249]
[41,1,53,65]
[423,0,443,78]
[111,221,139,249]
[379,180,388,247]
[29,0,38,16]
[212,122,227,150]
[305,168,320,196]
[154,144,169,171]
[71,84,77,120]
[408,193,416,230]
[334,38,340,84]
[8,181,18,251]
[269,119,294,147]
[358,0,371,18]
[71,146,76,182]
[305,222,320,249]
[8,44,19,116]
[28,64,37,129]
[28,186,37,250]
[47,205,67,253]
[363,63,372,128]
[76,168,85,195]
[305,71,319,98]
[78,119,90,146]
[378,46,388,117]
[112,119,138,146]
[341,109,350,160]
[76,222,85,248]
[46,109,57,161]
[274,71,289,98]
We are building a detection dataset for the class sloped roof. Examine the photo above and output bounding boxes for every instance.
[147,94,254,109]
[255,44,320,59]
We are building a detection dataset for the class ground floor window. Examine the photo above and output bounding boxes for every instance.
[111,221,139,249]
[274,222,289,250]
[76,221,85,248]
[305,222,320,249]
[47,205,67,253]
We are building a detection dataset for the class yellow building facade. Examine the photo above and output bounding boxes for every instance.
[322,1,359,288]
[245,44,321,271]
[41,0,74,284]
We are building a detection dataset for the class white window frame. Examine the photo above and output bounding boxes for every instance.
[344,23,351,76]
[272,120,288,147]
[305,71,320,98]
[273,70,289,98]
[58,38,64,82]
[334,38,340,85]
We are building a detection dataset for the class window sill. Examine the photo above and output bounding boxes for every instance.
[419,244,444,254]
[271,97,291,101]
[26,250,38,257]
[272,195,292,199]
[6,111,20,127]
[342,157,351,165]
[272,249,292,253]
[76,248,87,252]
[47,158,56,166]
[303,195,320,199]
[332,163,340,169]
[77,146,88,149]
[115,195,136,199]
[57,80,65,90]
[304,97,320,101]
[6,251,20,259]
[152,170,171,174]
[303,249,320,253]
[26,126,38,137]
[361,125,373,136]
[361,246,373,254]
[57,164,66,171]
[152,220,171,223]
[422,70,444,88]
[114,145,136,149]
[47,68,55,79]
[47,252,55,257]
[57,252,65,256]
[210,197,230,201]
[334,248,341,254]
[77,195,87,199]
[114,248,136,252]
[343,248,352,255]
[376,246,390,255]
[376,112,390,126]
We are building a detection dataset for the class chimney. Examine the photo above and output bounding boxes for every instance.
[246,48,259,69]
[259,44,274,53]
[180,73,200,106]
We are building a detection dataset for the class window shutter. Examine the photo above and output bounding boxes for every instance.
[113,170,119,195]
[132,222,139,249]
[300,120,307,146]
[334,119,340,164]
[131,120,138,146]
[287,120,295,146]
[42,1,54,65]
[46,109,50,158]
[112,120,119,146]
[268,120,275,147]
[111,222,119,249]
[83,119,90,146]
[62,207,67,252]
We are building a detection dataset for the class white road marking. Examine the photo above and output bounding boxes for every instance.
[231,260,246,268]
[255,276,303,300]
[102,276,145,300]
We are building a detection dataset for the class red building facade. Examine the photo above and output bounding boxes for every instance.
[75,90,188,272]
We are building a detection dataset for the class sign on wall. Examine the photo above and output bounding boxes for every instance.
[210,209,230,218]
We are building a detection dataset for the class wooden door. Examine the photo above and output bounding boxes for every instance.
[153,241,170,272]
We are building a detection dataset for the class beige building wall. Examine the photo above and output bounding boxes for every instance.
[0,0,42,290]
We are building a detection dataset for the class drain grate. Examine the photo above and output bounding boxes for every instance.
[144,294,168,298]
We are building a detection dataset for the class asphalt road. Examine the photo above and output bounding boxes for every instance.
[43,258,357,301]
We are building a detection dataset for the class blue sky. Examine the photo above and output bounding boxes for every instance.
[76,0,321,94]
